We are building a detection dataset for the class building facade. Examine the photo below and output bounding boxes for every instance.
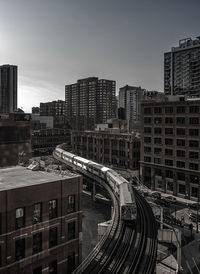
[0,64,17,114]
[164,37,200,97]
[65,77,116,131]
[0,113,32,167]
[71,130,140,170]
[0,166,82,274]
[141,95,200,200]
[40,100,66,129]
[118,85,145,132]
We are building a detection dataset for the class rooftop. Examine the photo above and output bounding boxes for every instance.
[0,166,79,191]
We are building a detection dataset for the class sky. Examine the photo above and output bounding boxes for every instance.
[0,0,200,112]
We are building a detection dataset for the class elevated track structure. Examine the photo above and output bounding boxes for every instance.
[53,145,157,274]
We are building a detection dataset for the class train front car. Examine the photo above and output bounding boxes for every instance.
[119,182,137,223]
[54,147,63,158]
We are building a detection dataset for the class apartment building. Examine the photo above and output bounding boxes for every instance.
[164,36,200,97]
[65,77,116,131]
[141,94,200,200]
[0,166,82,274]
[71,130,140,170]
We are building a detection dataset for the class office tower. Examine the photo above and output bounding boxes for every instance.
[118,85,145,132]
[164,36,200,97]
[65,77,116,131]
[0,64,17,114]
[141,94,200,200]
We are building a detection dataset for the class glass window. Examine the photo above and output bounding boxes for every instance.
[67,195,76,213]
[165,106,173,114]
[177,173,185,181]
[165,128,173,135]
[144,156,151,162]
[165,159,173,166]
[144,137,151,143]
[16,207,25,229]
[176,161,185,168]
[49,260,57,274]
[154,138,162,145]
[144,117,151,124]
[189,151,199,159]
[176,106,185,113]
[189,129,199,136]
[165,149,173,156]
[68,253,75,273]
[15,238,25,261]
[189,163,199,170]
[190,175,199,184]
[191,187,198,198]
[154,117,162,124]
[176,128,185,135]
[144,127,151,134]
[33,203,42,224]
[154,127,162,134]
[154,107,162,114]
[33,267,42,274]
[165,117,173,124]
[154,158,161,164]
[144,107,152,114]
[49,227,57,248]
[144,146,151,153]
[189,140,199,148]
[167,181,173,192]
[68,222,76,241]
[166,170,173,178]
[33,233,42,254]
[179,184,185,195]
[176,117,185,124]
[154,147,162,154]
[165,138,173,145]
[190,106,200,113]
[177,139,185,147]
[176,150,185,157]
[49,200,57,219]
[189,117,199,124]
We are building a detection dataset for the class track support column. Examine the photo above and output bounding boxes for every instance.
[92,182,96,201]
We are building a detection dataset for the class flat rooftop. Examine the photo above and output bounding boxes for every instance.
[0,166,79,191]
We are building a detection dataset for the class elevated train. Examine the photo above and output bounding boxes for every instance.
[54,145,137,222]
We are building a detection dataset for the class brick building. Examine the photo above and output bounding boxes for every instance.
[71,131,140,170]
[141,94,200,200]
[0,113,32,167]
[0,166,82,274]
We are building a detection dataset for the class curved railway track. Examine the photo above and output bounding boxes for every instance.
[53,151,157,273]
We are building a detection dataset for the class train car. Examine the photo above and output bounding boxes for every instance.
[73,156,91,170]
[119,182,137,222]
[62,151,76,163]
[54,147,63,158]
[87,162,105,178]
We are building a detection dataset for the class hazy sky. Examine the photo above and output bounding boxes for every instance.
[0,0,199,112]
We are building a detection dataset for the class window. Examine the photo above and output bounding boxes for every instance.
[144,127,151,134]
[189,151,199,159]
[144,107,151,114]
[179,184,185,195]
[33,267,42,274]
[176,150,185,157]
[165,159,173,166]
[154,138,162,145]
[190,175,199,184]
[16,208,25,229]
[176,117,185,124]
[189,163,199,170]
[144,146,151,153]
[33,203,42,224]
[191,187,198,198]
[189,140,199,148]
[176,128,185,135]
[176,161,185,168]
[49,200,57,219]
[144,156,151,162]
[190,106,200,113]
[49,260,57,274]
[144,137,151,143]
[165,128,173,135]
[167,181,173,192]
[154,127,162,134]
[67,195,76,213]
[155,168,162,176]
[177,139,185,147]
[177,173,185,181]
[144,117,151,124]
[154,158,161,164]
[15,238,25,261]
[165,149,173,156]
[33,233,42,254]
[154,107,162,114]
[165,138,173,145]
[166,170,173,178]
[154,147,162,154]
[176,106,185,113]
[189,129,198,136]
[68,253,75,273]
[68,222,76,241]
[165,117,173,124]
[165,106,173,114]
[189,117,199,124]
[154,117,162,124]
[49,227,57,248]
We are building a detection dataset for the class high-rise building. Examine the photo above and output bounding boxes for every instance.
[65,77,116,131]
[118,85,145,132]
[164,36,200,97]
[141,94,200,200]
[0,64,17,114]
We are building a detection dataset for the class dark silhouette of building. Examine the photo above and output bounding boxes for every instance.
[0,166,82,273]
[0,113,32,167]
[141,94,200,200]
[32,107,40,114]
[65,77,116,130]
[164,36,200,97]
[0,64,17,114]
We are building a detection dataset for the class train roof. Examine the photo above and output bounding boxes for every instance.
[101,167,110,172]
[74,156,91,164]
[119,182,133,204]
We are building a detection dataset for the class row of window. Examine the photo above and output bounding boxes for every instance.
[144,127,199,136]
[144,147,199,159]
[15,196,75,230]
[144,105,200,115]
[144,137,199,147]
[16,221,75,261]
[144,116,200,125]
